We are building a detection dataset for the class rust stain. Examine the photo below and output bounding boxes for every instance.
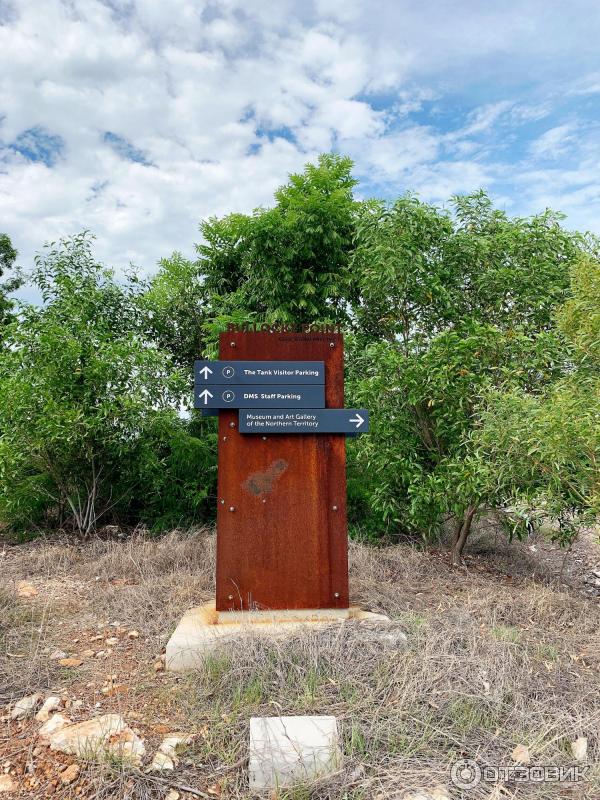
[243,459,288,496]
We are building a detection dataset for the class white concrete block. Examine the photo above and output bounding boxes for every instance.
[249,715,341,790]
[165,602,392,672]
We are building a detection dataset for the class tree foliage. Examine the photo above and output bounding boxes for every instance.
[474,255,600,544]
[141,252,208,373]
[347,193,585,560]
[0,233,22,337]
[0,233,214,534]
[1,156,597,558]
[199,153,358,327]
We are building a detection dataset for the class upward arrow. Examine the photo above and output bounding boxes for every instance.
[198,389,213,405]
[199,366,213,380]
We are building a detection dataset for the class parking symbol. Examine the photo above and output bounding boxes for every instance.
[222,365,235,379]
[222,389,235,403]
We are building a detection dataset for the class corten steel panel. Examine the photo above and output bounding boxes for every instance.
[215,331,348,611]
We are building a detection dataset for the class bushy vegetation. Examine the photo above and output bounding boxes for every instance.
[474,254,600,543]
[0,233,215,534]
[0,233,22,336]
[0,154,598,559]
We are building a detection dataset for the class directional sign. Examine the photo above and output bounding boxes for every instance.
[195,360,325,385]
[239,409,370,434]
[194,385,325,409]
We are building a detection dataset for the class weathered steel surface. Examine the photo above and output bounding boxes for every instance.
[216,331,348,611]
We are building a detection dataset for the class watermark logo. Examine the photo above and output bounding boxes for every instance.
[451,759,481,789]
[450,759,589,789]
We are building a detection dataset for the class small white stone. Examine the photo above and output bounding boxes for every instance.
[403,791,450,800]
[249,716,341,790]
[147,733,191,772]
[35,697,62,722]
[106,728,146,766]
[49,650,67,661]
[571,737,588,761]
[511,744,531,764]
[0,775,17,793]
[148,751,175,771]
[10,693,42,720]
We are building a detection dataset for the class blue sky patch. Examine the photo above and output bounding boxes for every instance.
[103,131,152,165]
[9,126,64,166]
[255,125,296,144]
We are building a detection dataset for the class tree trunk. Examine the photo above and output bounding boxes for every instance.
[451,504,477,566]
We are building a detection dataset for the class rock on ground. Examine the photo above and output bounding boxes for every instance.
[47,714,145,766]
[571,736,588,761]
[511,743,531,764]
[60,764,80,785]
[402,788,450,800]
[249,716,341,790]
[57,658,83,667]
[10,693,42,720]
[0,775,17,794]
[107,729,146,766]
[148,733,192,772]
[39,714,71,741]
[49,650,67,660]
[35,696,62,722]
[16,581,38,598]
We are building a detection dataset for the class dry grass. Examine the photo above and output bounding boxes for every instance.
[1,529,599,799]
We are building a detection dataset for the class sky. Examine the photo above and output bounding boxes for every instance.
[1,0,600,288]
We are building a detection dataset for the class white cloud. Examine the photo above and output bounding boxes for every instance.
[456,101,515,138]
[0,0,599,290]
[569,71,600,95]
[355,125,440,182]
[529,123,580,159]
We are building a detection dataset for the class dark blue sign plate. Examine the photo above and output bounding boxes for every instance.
[195,360,324,385]
[239,409,369,434]
[195,385,325,409]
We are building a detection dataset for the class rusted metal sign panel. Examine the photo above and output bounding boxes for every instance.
[216,331,349,611]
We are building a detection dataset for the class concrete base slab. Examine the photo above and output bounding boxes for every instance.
[249,715,341,790]
[165,602,391,672]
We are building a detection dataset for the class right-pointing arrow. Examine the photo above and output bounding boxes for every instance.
[349,412,365,428]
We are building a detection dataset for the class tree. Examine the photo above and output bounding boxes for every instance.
[0,234,17,275]
[347,192,586,562]
[474,254,600,544]
[198,153,359,327]
[141,252,208,372]
[0,233,22,338]
[0,233,214,535]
